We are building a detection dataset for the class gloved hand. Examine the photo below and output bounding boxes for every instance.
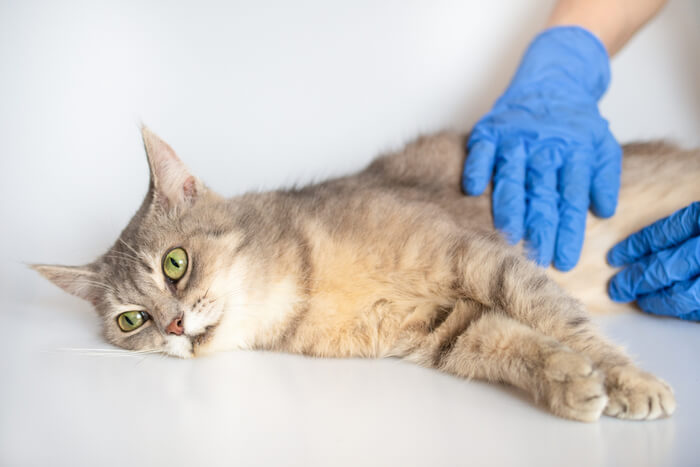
[608,202,700,321]
[463,26,621,271]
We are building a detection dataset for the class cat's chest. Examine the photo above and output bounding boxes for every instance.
[195,273,303,355]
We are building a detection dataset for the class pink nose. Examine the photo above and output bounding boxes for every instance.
[167,317,184,335]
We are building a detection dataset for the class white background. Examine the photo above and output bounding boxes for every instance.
[1,1,699,466]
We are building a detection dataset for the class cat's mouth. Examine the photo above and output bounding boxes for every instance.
[190,323,219,354]
[161,323,219,358]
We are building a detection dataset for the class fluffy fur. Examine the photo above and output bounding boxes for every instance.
[34,128,696,422]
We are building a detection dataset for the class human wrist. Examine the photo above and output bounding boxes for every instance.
[545,0,668,56]
[508,26,611,101]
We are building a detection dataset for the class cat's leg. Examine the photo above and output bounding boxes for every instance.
[393,300,608,422]
[451,235,676,420]
[532,311,676,420]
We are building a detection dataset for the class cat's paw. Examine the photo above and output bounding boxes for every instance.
[542,350,608,422]
[604,365,675,420]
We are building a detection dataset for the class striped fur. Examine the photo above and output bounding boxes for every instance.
[34,128,694,422]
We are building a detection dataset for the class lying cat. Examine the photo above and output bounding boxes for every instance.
[35,127,697,422]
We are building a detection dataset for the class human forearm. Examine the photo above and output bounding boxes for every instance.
[546,0,667,56]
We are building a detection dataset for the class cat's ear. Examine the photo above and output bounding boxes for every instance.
[31,264,102,305]
[141,126,204,211]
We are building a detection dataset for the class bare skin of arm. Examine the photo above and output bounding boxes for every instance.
[546,0,668,56]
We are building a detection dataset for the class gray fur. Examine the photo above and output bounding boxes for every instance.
[32,127,681,422]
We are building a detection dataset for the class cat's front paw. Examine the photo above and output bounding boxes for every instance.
[542,350,608,422]
[604,365,676,420]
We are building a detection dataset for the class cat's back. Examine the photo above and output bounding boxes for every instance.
[318,130,492,235]
[224,132,493,294]
[234,133,700,319]
[242,131,485,239]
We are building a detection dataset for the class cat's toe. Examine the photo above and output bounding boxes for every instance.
[543,350,607,422]
[604,365,675,420]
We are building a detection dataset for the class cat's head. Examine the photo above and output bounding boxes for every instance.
[33,127,246,358]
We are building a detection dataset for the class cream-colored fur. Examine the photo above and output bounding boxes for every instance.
[552,142,700,313]
[34,129,692,423]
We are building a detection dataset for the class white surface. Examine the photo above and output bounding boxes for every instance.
[2,304,699,467]
[1,1,699,466]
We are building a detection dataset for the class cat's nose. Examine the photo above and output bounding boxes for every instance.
[166,316,184,336]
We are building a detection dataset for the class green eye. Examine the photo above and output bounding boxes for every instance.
[117,311,149,332]
[163,247,188,281]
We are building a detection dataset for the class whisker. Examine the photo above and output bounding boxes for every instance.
[110,249,142,262]
[64,278,115,289]
[63,282,114,293]
[54,347,162,356]
[119,238,144,260]
[104,254,143,266]
[57,347,125,352]
[76,353,143,357]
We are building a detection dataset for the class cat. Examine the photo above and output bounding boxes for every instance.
[34,127,698,422]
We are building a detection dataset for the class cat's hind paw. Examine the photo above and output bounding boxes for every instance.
[543,350,608,422]
[604,365,676,420]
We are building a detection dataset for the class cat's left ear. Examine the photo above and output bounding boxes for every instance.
[141,126,204,211]
[31,264,102,305]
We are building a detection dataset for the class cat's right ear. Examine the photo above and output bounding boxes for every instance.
[31,264,102,305]
[141,126,204,212]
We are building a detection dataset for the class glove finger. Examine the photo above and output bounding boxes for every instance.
[524,146,559,266]
[492,137,527,244]
[607,201,700,267]
[463,135,497,196]
[590,130,621,218]
[608,235,700,302]
[636,276,700,321]
[554,148,593,271]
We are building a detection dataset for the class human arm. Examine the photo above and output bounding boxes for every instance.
[463,0,667,271]
[547,0,668,56]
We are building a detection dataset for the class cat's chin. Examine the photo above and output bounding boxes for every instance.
[160,325,221,358]
[163,335,194,359]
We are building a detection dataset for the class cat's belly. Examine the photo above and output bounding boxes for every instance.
[549,166,700,315]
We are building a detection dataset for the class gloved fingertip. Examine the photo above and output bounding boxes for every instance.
[524,232,554,268]
[495,219,524,245]
[591,192,618,218]
[606,248,625,267]
[607,280,623,302]
[502,228,523,246]
[462,175,487,196]
[528,250,551,268]
[592,203,616,219]
[553,257,576,272]
[553,237,582,272]
[607,275,633,303]
[552,210,585,272]
[494,207,525,245]
[591,141,621,218]
[463,140,496,196]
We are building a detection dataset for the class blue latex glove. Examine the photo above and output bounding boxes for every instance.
[463,26,621,271]
[608,202,700,321]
